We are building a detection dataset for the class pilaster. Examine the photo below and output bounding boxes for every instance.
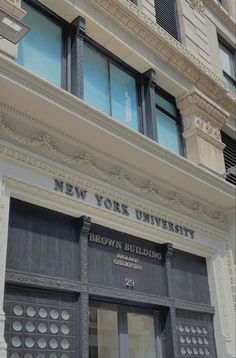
[71,16,86,99]
[177,88,229,175]
[0,0,26,60]
[0,177,10,358]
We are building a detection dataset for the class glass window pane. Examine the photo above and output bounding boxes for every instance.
[128,313,156,358]
[84,46,110,115]
[156,110,180,154]
[219,44,235,79]
[110,64,138,131]
[156,93,177,117]
[17,2,62,87]
[89,307,119,358]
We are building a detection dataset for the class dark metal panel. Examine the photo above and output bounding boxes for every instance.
[5,270,83,293]
[175,309,218,357]
[78,216,91,283]
[78,292,89,358]
[7,198,80,281]
[88,224,167,297]
[4,284,78,356]
[172,249,211,305]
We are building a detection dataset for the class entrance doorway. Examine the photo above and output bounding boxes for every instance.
[89,303,162,358]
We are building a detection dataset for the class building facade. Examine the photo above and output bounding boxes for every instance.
[0,0,235,358]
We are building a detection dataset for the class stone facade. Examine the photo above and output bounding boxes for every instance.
[0,0,235,357]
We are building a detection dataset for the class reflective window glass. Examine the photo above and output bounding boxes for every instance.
[156,109,180,154]
[89,307,119,358]
[17,1,62,87]
[219,43,235,79]
[84,45,139,131]
[128,313,156,358]
[84,46,110,115]
[110,64,138,131]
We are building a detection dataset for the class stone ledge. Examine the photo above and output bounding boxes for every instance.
[202,0,236,33]
[0,0,26,20]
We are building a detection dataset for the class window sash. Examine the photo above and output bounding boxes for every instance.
[83,42,139,131]
[17,0,68,89]
[154,88,183,155]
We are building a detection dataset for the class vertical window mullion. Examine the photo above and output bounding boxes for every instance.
[108,61,113,117]
[154,311,164,358]
[118,307,129,358]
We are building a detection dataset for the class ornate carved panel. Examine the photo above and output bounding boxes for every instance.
[4,285,78,357]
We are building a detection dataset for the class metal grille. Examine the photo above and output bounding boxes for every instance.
[176,310,217,358]
[222,132,236,186]
[4,285,77,358]
[154,0,180,41]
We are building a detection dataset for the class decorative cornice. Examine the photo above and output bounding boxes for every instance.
[0,115,228,228]
[177,89,229,128]
[5,270,82,292]
[84,0,228,101]
[203,0,236,34]
[188,0,205,16]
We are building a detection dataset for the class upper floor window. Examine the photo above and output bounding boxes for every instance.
[218,39,236,94]
[221,132,236,186]
[17,0,67,88]
[15,1,183,157]
[155,88,182,155]
[154,0,180,41]
[84,44,139,132]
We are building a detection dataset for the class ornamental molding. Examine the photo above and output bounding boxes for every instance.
[202,0,236,34]
[0,158,228,247]
[0,114,228,229]
[176,89,229,128]
[85,0,228,101]
[182,117,226,150]
[188,0,205,16]
[5,270,82,293]
[224,239,236,312]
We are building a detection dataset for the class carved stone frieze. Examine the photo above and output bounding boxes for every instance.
[0,115,227,227]
[188,0,205,16]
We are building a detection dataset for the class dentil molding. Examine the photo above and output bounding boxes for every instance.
[0,112,228,228]
[84,0,228,102]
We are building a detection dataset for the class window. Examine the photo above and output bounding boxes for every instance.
[17,0,68,88]
[155,88,182,155]
[89,303,161,358]
[154,0,180,41]
[84,43,139,132]
[218,39,236,93]
[221,132,236,186]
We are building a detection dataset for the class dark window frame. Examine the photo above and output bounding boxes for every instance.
[21,0,71,90]
[154,86,185,156]
[218,35,236,93]
[84,37,144,134]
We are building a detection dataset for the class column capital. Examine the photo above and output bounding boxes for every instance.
[177,88,229,128]
[176,89,229,175]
